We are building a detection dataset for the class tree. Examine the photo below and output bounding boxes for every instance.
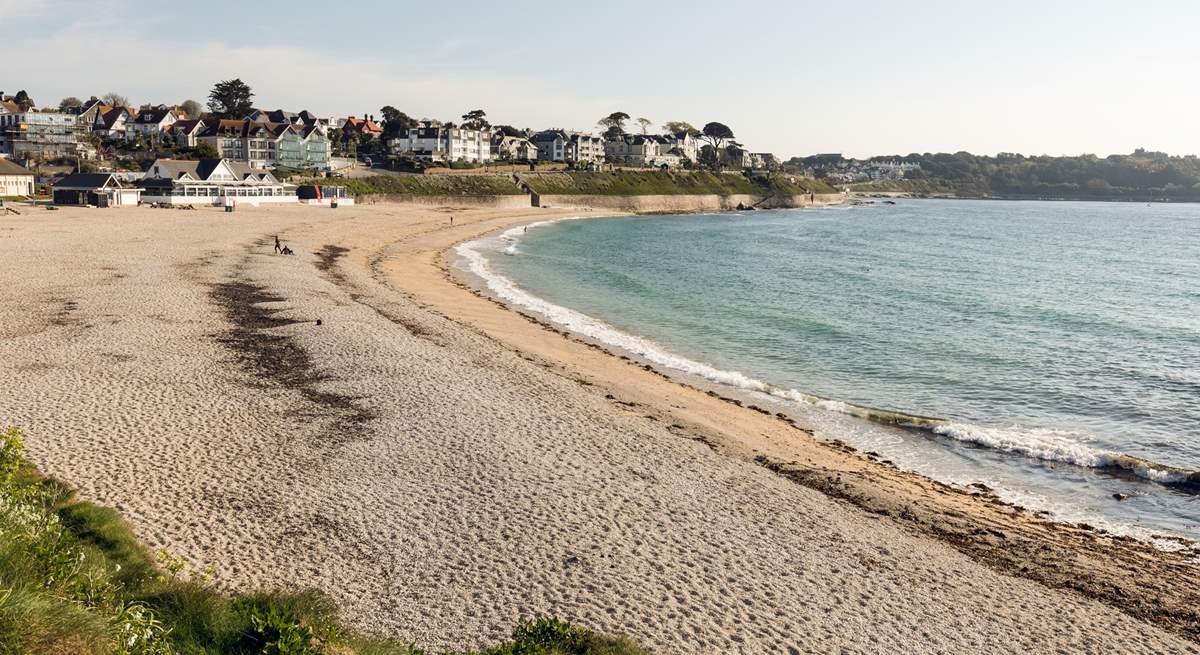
[180,99,202,119]
[207,79,254,119]
[58,97,83,112]
[597,112,630,135]
[101,92,129,108]
[663,121,701,137]
[699,122,735,169]
[13,90,34,111]
[193,143,220,159]
[636,117,652,134]
[379,106,417,138]
[461,109,489,130]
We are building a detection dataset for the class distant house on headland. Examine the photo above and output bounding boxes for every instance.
[52,172,142,207]
[139,158,294,205]
[0,159,35,196]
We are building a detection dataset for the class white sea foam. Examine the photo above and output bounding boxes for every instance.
[930,423,1193,484]
[455,218,1200,490]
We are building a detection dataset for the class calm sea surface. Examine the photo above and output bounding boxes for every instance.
[465,199,1200,544]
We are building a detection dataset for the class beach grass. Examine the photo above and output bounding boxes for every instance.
[0,426,647,655]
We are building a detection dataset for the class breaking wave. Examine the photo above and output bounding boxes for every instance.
[455,219,1200,490]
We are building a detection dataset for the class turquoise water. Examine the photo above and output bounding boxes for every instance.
[464,200,1200,543]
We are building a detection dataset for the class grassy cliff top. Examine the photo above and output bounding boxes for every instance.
[312,171,835,198]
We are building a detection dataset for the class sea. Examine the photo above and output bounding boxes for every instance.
[456,199,1200,547]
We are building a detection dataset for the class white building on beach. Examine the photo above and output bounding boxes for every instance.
[139,158,295,205]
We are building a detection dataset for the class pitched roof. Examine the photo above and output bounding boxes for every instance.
[132,107,173,124]
[531,130,567,142]
[0,159,34,176]
[144,159,281,185]
[96,106,128,129]
[53,172,126,189]
[0,101,19,113]
[167,119,203,135]
[343,116,382,135]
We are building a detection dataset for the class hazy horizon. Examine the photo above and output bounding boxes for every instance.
[6,0,1198,160]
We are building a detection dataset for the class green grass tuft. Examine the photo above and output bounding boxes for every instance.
[0,426,649,654]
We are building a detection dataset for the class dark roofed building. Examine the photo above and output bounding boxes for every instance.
[52,172,141,207]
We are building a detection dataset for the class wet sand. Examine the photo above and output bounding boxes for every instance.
[0,202,1197,653]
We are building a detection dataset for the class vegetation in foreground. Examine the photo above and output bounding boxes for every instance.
[0,427,648,655]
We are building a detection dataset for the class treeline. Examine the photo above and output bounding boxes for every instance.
[788,149,1200,200]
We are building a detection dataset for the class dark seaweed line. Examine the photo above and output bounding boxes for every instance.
[208,276,376,442]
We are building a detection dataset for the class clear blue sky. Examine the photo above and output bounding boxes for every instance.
[7,0,1199,159]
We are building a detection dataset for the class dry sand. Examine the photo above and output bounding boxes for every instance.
[1,202,1197,654]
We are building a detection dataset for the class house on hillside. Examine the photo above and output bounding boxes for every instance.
[387,120,493,163]
[341,115,383,141]
[0,102,13,156]
[92,106,131,138]
[662,132,699,163]
[0,109,89,160]
[166,119,205,148]
[604,134,682,168]
[491,134,538,162]
[530,130,567,162]
[277,124,331,170]
[52,172,142,206]
[195,119,330,170]
[248,109,330,130]
[0,159,35,196]
[139,158,294,205]
[125,106,179,143]
[531,130,604,166]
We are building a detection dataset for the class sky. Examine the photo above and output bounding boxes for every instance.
[5,0,1199,159]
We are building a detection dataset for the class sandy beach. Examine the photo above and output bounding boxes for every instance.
[1,201,1197,654]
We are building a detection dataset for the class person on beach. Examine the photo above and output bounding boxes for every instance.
[450,215,454,226]
[274,235,282,254]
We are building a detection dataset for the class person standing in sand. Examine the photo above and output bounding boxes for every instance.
[450,215,454,226]
[274,235,282,254]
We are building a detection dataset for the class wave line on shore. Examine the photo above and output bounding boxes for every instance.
[455,220,1200,490]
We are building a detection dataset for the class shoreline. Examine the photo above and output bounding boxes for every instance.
[384,205,1200,641]
[3,201,1199,652]
[453,215,1200,498]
